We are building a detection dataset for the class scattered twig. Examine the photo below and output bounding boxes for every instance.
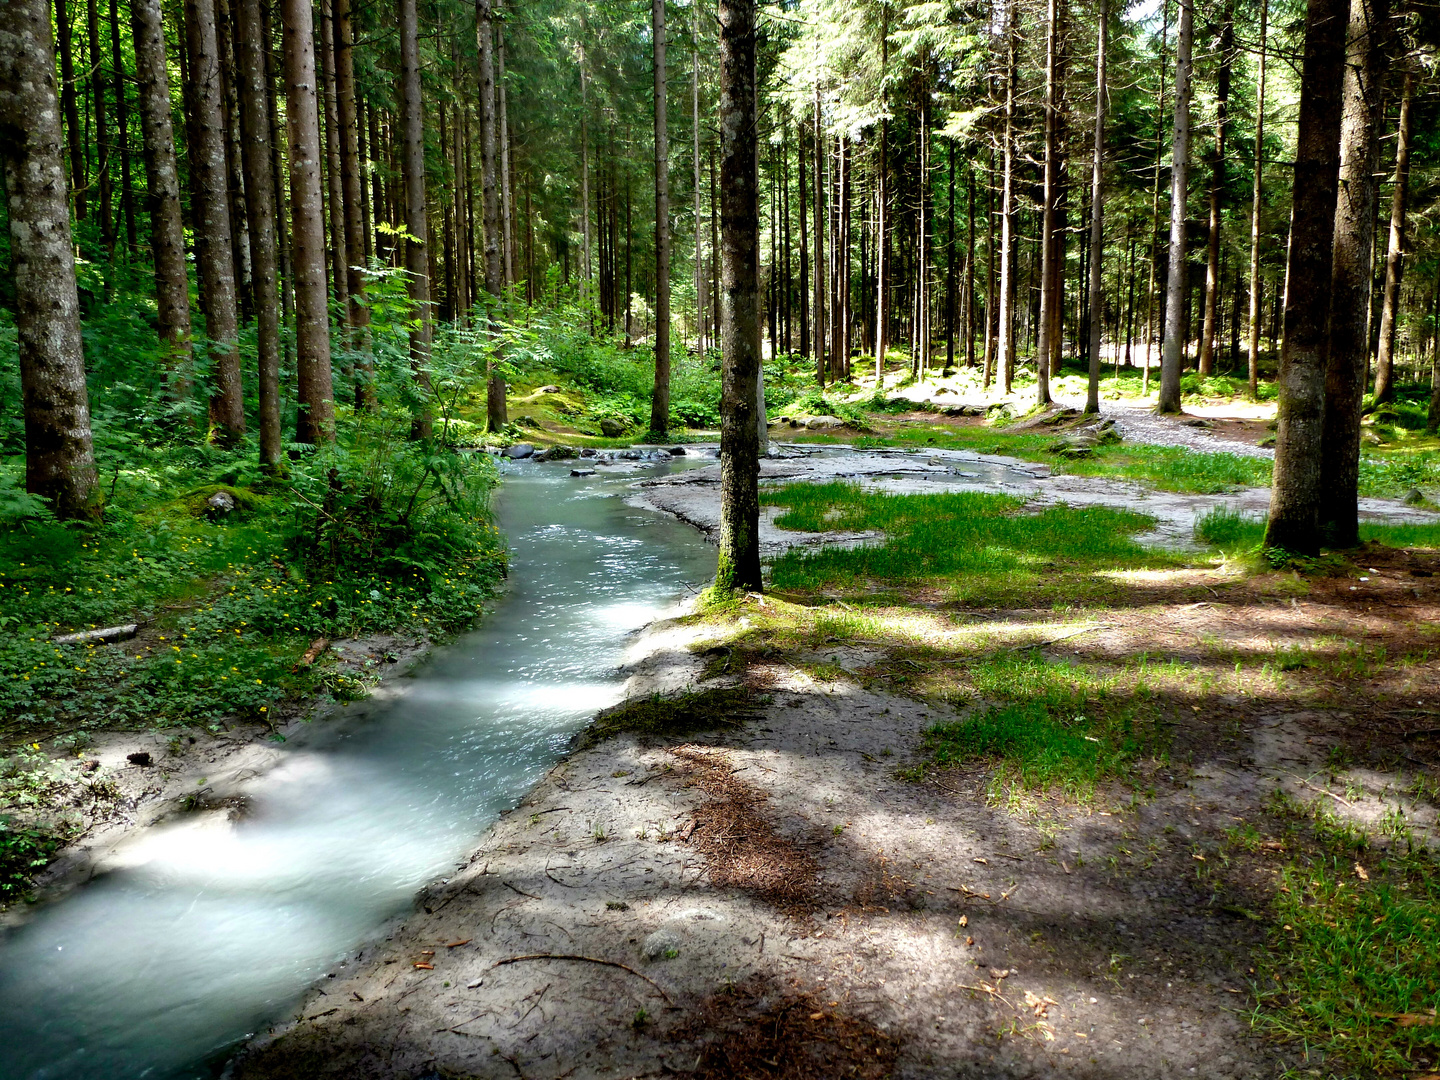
[503,881,542,900]
[1402,728,1440,741]
[489,954,673,1003]
[995,624,1112,654]
[1292,776,1356,809]
[545,868,577,888]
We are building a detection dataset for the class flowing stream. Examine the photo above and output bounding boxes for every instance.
[0,459,716,1080]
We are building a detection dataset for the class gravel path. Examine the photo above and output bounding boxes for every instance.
[1053,396,1275,459]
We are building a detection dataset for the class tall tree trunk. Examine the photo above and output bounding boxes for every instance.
[56,0,87,221]
[1157,0,1194,412]
[478,0,506,431]
[264,0,294,363]
[693,0,705,351]
[1085,0,1108,414]
[283,0,336,443]
[998,0,1019,393]
[715,0,761,595]
[1264,0,1349,553]
[1372,68,1412,405]
[1245,0,1269,399]
[185,0,245,443]
[580,59,591,319]
[966,168,976,367]
[1320,0,1389,547]
[130,0,194,397]
[318,0,346,315]
[650,0,671,435]
[369,103,387,264]
[1198,0,1234,375]
[1036,0,1062,406]
[236,0,281,470]
[216,0,251,317]
[497,18,514,288]
[87,0,113,249]
[0,0,100,519]
[1144,0,1169,393]
[813,86,826,386]
[333,0,372,405]
[111,0,137,252]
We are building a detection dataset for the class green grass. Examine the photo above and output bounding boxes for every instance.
[760,483,1176,603]
[572,687,760,751]
[914,701,1136,799]
[1254,794,1440,1077]
[1195,504,1440,553]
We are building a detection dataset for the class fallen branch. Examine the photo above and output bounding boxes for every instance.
[489,954,672,1003]
[995,624,1112,654]
[52,623,138,646]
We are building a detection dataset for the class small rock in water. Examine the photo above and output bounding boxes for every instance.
[641,929,682,962]
[126,751,153,767]
[571,468,596,477]
[579,447,597,458]
[620,449,643,460]
[503,443,535,459]
[668,446,687,456]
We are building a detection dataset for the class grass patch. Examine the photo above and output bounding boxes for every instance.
[1254,794,1440,1077]
[913,702,1135,800]
[760,483,1176,604]
[572,688,761,751]
[1195,505,1440,554]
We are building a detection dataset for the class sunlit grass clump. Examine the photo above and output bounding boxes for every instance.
[1194,504,1440,553]
[760,483,1174,602]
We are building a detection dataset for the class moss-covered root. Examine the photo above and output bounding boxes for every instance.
[571,688,760,751]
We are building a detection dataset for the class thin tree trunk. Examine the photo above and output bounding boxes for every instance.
[497,18,514,288]
[715,0,761,595]
[318,0,346,313]
[369,103,386,264]
[478,0,505,431]
[111,0,137,252]
[1144,0,1169,393]
[813,85,826,386]
[130,0,194,398]
[1320,0,1389,547]
[580,59,591,318]
[283,0,336,443]
[1036,0,1062,406]
[56,0,88,221]
[264,0,293,361]
[693,0,705,352]
[334,0,372,405]
[216,0,251,316]
[87,0,113,249]
[1085,0,1108,414]
[0,0,100,519]
[650,0,672,434]
[185,0,245,442]
[1158,0,1194,412]
[966,168,976,367]
[998,0,1019,393]
[236,0,281,470]
[1198,1,1234,375]
[1245,0,1269,399]
[1372,68,1412,405]
[1264,0,1349,553]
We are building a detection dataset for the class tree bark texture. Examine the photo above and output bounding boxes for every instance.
[1246,0,1269,399]
[334,0,372,403]
[55,0,87,221]
[998,0,1019,393]
[130,0,195,390]
[0,0,100,519]
[650,0,671,435]
[1036,0,1062,407]
[715,0,761,595]
[1265,0,1349,553]
[111,0,138,251]
[235,0,281,470]
[185,0,245,443]
[1158,0,1194,412]
[283,0,336,443]
[478,0,506,432]
[1371,68,1412,405]
[1085,0,1108,415]
[1320,0,1389,547]
[397,0,431,438]
[1198,2,1234,375]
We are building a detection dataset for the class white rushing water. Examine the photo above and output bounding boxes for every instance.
[0,458,716,1080]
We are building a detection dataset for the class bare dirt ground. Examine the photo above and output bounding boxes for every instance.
[228,434,1440,1080]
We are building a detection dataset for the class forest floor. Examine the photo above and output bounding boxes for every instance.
[230,407,1440,1080]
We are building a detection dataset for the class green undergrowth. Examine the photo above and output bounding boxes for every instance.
[759,482,1179,604]
[1195,505,1440,554]
[1252,791,1440,1078]
[572,687,762,751]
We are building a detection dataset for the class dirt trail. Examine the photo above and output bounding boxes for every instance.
[231,449,1440,1080]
